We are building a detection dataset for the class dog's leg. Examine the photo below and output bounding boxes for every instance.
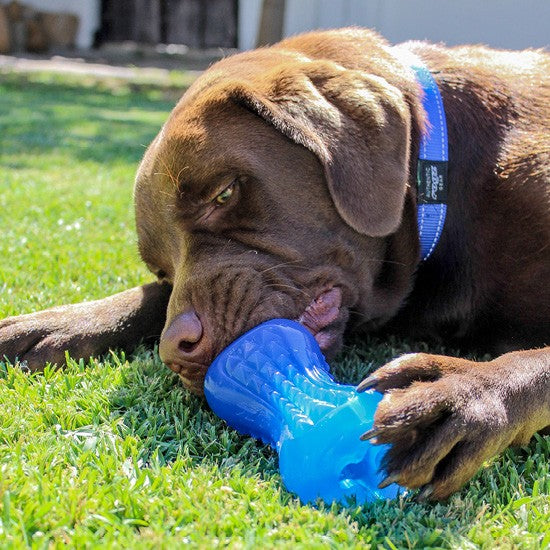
[0,282,171,370]
[358,348,550,500]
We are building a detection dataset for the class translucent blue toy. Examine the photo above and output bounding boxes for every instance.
[204,319,399,504]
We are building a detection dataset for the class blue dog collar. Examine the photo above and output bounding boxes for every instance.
[410,62,449,261]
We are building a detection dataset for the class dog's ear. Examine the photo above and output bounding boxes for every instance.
[228,60,412,237]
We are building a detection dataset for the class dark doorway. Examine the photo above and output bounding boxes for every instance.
[99,0,238,49]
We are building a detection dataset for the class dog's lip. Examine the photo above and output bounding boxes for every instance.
[167,362,182,374]
[167,363,207,394]
[166,359,206,374]
[179,373,205,395]
[297,287,345,350]
[166,359,205,378]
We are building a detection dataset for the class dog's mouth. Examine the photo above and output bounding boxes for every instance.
[169,286,347,394]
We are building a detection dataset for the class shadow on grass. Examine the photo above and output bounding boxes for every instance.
[0,73,184,166]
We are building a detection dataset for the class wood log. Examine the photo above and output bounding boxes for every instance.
[39,12,79,49]
[0,6,10,53]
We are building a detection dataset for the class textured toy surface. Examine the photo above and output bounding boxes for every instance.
[204,319,399,504]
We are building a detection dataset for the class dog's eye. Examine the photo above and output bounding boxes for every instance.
[215,184,234,205]
[156,270,167,280]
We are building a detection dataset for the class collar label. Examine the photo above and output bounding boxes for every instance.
[417,159,448,203]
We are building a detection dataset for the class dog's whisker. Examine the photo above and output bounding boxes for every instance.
[357,256,408,267]
[262,283,313,300]
[176,165,190,187]
[155,156,190,193]
[258,260,309,274]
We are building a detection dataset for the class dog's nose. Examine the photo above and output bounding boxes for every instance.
[159,310,204,365]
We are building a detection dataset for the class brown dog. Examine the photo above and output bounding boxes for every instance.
[1,28,549,500]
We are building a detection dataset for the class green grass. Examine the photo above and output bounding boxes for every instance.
[0,71,548,549]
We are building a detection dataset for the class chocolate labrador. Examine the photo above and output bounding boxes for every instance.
[1,28,549,500]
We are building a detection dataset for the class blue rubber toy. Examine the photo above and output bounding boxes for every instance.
[204,319,399,504]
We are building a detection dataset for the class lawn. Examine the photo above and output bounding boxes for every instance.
[0,71,548,549]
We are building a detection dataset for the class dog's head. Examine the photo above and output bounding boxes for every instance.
[135,29,421,393]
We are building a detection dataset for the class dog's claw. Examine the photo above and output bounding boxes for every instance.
[417,485,434,501]
[360,427,381,441]
[357,374,378,392]
[378,473,399,489]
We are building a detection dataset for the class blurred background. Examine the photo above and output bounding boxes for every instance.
[0,0,548,60]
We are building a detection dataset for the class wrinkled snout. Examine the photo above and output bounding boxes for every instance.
[157,258,351,394]
[157,262,296,393]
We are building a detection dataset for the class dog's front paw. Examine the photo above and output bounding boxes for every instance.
[0,284,170,371]
[0,307,96,370]
[358,353,519,500]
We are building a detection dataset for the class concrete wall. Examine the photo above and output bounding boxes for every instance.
[239,0,550,51]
